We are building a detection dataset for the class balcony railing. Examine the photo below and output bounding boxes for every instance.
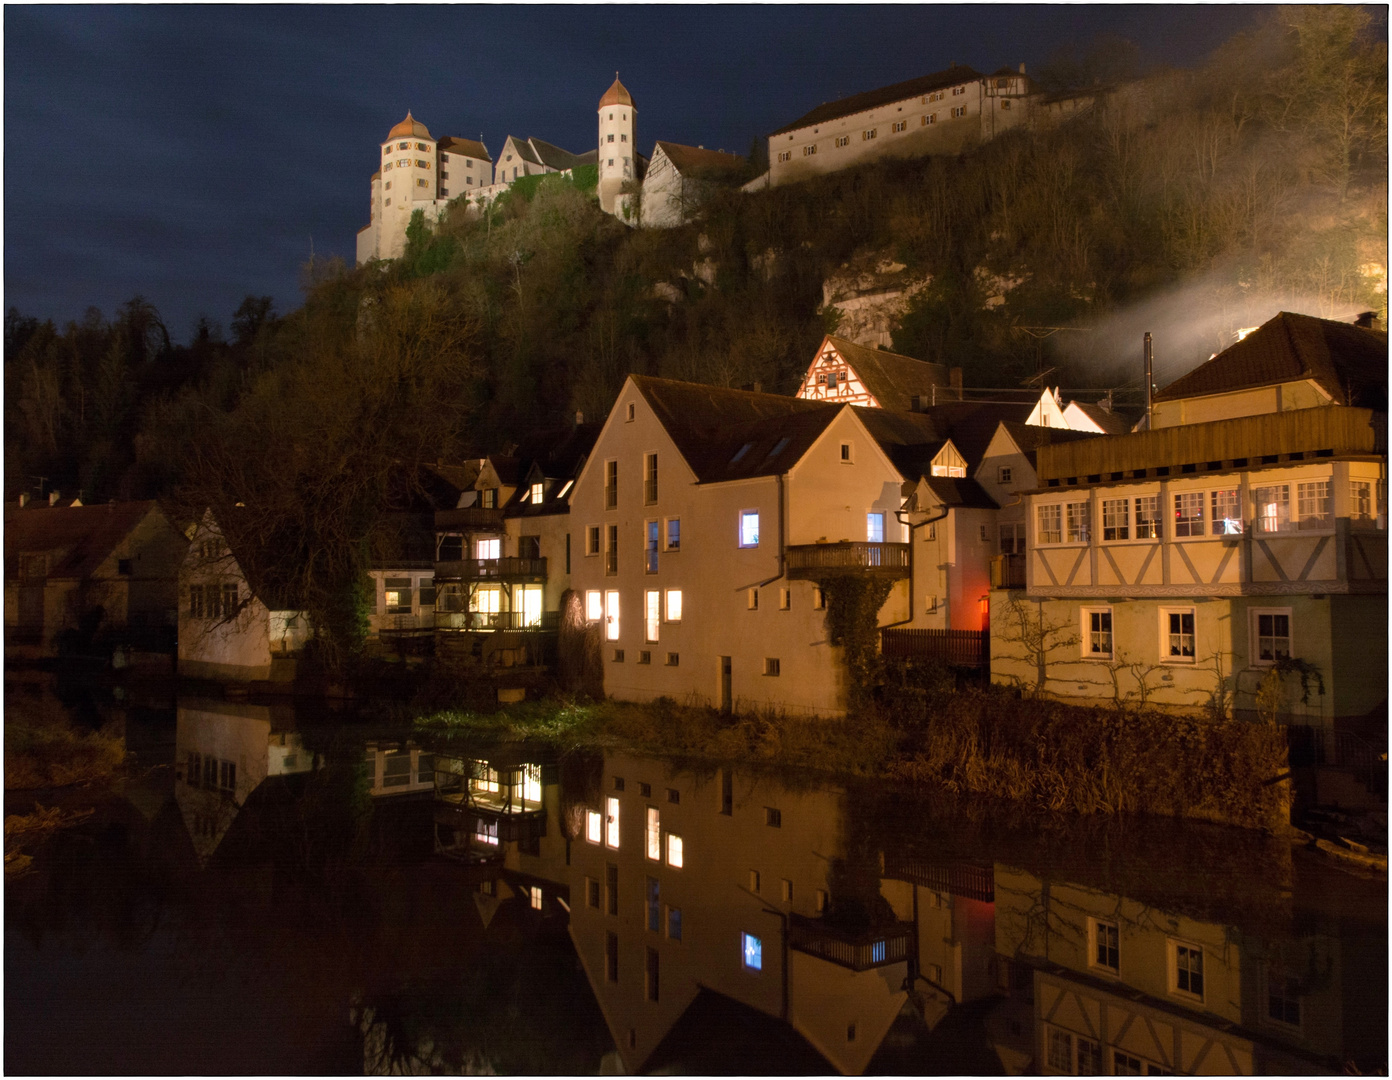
[991,552,1027,589]
[435,506,506,531]
[434,557,547,583]
[786,542,911,579]
[435,610,559,632]
[881,628,988,668]
[787,914,915,971]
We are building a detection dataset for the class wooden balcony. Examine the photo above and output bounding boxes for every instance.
[881,628,988,668]
[991,552,1027,589]
[434,610,559,632]
[435,506,506,531]
[434,557,547,583]
[787,914,915,971]
[880,856,995,902]
[786,542,910,579]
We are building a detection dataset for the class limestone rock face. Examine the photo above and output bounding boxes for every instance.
[820,252,931,349]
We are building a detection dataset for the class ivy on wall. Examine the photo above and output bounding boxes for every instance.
[818,575,894,706]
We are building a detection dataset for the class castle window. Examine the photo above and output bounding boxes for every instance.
[1001,99,1012,110]
[384,181,391,190]
[862,128,877,140]
[803,144,816,156]
[923,114,937,125]
[777,151,791,162]
[951,106,967,118]
[417,178,427,187]
[607,133,615,143]
[620,134,627,142]
[608,158,615,166]
[892,120,906,132]
[835,135,850,147]
[384,197,391,206]
[416,159,429,169]
[398,142,409,150]
[441,171,448,180]
[952,85,965,95]
[384,162,392,171]
[467,177,473,185]
[416,142,428,151]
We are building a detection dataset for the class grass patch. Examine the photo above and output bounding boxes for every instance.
[5,696,126,791]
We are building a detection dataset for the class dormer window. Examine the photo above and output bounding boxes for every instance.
[930,443,967,478]
[530,482,544,504]
[482,488,497,509]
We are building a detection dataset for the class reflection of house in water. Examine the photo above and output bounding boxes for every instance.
[992,863,1385,1075]
[363,741,435,797]
[174,698,317,862]
[564,752,918,1075]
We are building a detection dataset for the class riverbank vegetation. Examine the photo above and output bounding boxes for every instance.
[414,663,1290,832]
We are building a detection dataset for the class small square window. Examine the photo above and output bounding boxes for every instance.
[117,558,133,576]
[639,782,651,797]
[638,650,651,664]
[765,807,781,827]
[665,652,679,667]
[763,658,780,676]
[613,776,625,791]
[666,788,680,804]
[613,649,625,662]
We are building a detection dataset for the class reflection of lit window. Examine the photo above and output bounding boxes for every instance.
[606,796,620,848]
[586,810,602,843]
[1211,489,1243,534]
[742,933,762,971]
[1297,480,1330,528]
[523,763,541,803]
[646,806,660,860]
[666,833,683,868]
[475,820,499,846]
[1253,484,1290,533]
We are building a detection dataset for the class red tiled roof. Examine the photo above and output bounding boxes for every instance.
[771,65,984,137]
[438,136,491,162]
[821,336,952,412]
[1153,311,1388,406]
[654,142,746,177]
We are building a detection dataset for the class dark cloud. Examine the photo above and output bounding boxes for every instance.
[5,4,1270,340]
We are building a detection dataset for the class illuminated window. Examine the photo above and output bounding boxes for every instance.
[742,933,762,971]
[1211,489,1243,534]
[666,833,683,868]
[1174,491,1204,537]
[586,590,603,622]
[475,819,499,846]
[740,511,760,548]
[1102,498,1129,541]
[1350,479,1374,520]
[475,537,500,560]
[867,512,885,543]
[1253,484,1291,533]
[665,589,682,622]
[587,809,602,844]
[1134,495,1161,539]
[606,796,620,848]
[1297,480,1331,528]
[529,886,543,910]
[605,590,620,641]
[645,590,659,643]
[530,481,544,503]
[1037,504,1062,544]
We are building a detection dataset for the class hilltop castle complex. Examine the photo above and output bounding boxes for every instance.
[356,63,1101,261]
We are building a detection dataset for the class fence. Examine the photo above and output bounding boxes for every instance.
[787,915,915,972]
[881,627,988,669]
[1286,725,1388,799]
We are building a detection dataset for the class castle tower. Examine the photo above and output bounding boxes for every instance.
[377,112,439,259]
[597,76,636,218]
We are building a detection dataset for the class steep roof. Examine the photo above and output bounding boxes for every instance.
[387,112,432,140]
[498,135,541,167]
[654,141,746,178]
[631,376,841,484]
[504,423,603,519]
[527,137,586,171]
[771,65,985,136]
[438,136,491,162]
[1065,399,1136,435]
[599,77,634,109]
[1153,311,1388,407]
[823,335,952,411]
[643,988,834,1075]
[5,501,160,579]
[922,475,999,509]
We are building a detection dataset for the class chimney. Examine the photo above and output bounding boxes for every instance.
[1019,62,1026,74]
[18,493,28,507]
[911,394,926,412]
[48,491,60,506]
[1355,310,1378,329]
[949,367,963,401]
[1144,332,1154,429]
[575,410,584,425]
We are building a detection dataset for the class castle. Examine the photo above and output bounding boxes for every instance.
[356,77,641,264]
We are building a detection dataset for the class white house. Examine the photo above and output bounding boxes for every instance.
[639,142,746,228]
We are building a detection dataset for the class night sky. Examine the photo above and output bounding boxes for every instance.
[5,5,1272,341]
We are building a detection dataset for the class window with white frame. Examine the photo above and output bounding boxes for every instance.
[999,522,1025,554]
[587,525,600,556]
[1296,480,1331,529]
[1037,504,1062,544]
[1163,608,1196,661]
[997,465,1013,484]
[586,809,602,843]
[803,143,817,156]
[1252,609,1291,664]
[1102,498,1129,541]
[1349,479,1374,520]
[835,135,850,147]
[665,517,681,551]
[1174,491,1204,537]
[605,590,620,641]
[530,481,544,504]
[1066,501,1091,543]
[1266,968,1303,1028]
[778,150,792,162]
[892,120,906,132]
[1134,495,1161,539]
[666,832,683,868]
[739,511,760,548]
[1211,489,1243,534]
[1090,917,1120,972]
[475,537,500,560]
[1253,484,1290,533]
[1171,940,1204,999]
[1083,608,1113,659]
[867,512,885,543]
[586,590,603,622]
[646,806,660,860]
[1046,1028,1073,1073]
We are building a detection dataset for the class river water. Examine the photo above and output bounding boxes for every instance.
[5,675,1386,1075]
